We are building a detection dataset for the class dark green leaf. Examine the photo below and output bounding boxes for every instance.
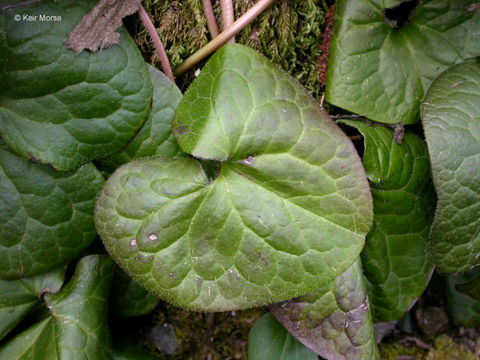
[341,121,435,322]
[444,267,480,328]
[0,266,65,340]
[0,145,104,279]
[455,276,480,300]
[421,60,480,274]
[113,335,158,360]
[0,255,115,359]
[0,0,152,171]
[111,266,158,318]
[95,44,373,311]
[99,65,185,172]
[270,259,380,359]
[325,0,480,124]
[248,313,317,360]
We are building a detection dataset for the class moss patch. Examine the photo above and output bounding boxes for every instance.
[379,335,475,360]
[135,0,327,99]
[146,302,266,359]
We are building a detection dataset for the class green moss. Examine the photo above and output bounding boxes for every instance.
[379,342,425,360]
[425,335,475,360]
[379,335,475,360]
[136,0,327,99]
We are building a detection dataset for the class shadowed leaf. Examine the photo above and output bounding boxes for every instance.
[422,60,480,274]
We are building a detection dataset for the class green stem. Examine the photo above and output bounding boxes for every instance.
[174,0,275,76]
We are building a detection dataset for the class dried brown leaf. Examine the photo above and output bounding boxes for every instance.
[65,0,141,55]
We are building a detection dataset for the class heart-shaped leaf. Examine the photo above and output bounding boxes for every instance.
[341,121,435,322]
[270,259,380,360]
[0,0,152,171]
[99,65,185,172]
[248,313,317,360]
[0,143,104,279]
[325,0,480,124]
[0,255,114,359]
[0,266,65,340]
[95,44,373,311]
[421,60,480,274]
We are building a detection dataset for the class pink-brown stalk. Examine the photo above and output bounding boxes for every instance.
[175,0,275,76]
[202,0,220,38]
[220,0,235,43]
[138,4,175,82]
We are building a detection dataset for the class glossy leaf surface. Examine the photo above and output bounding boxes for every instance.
[99,65,184,172]
[0,144,104,279]
[422,61,480,274]
[95,44,373,311]
[248,313,317,360]
[342,121,434,322]
[0,0,152,171]
[0,266,65,340]
[326,0,480,124]
[270,259,379,360]
[0,255,114,360]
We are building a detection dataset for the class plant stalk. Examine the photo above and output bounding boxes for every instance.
[138,4,175,83]
[174,0,275,76]
[220,0,235,43]
[201,0,220,38]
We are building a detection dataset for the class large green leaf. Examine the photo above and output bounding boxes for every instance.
[95,44,373,311]
[444,267,480,328]
[248,313,317,360]
[0,144,104,279]
[0,255,115,360]
[325,0,480,124]
[0,266,65,340]
[341,121,434,322]
[0,0,152,171]
[99,65,185,172]
[270,259,380,359]
[421,60,480,274]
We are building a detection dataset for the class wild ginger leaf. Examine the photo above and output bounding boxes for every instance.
[341,121,435,322]
[0,266,65,340]
[444,267,480,328]
[0,255,115,360]
[455,276,480,301]
[0,0,152,171]
[270,259,380,360]
[95,44,373,311]
[0,144,104,279]
[98,65,185,172]
[325,0,480,124]
[110,266,158,318]
[422,60,480,274]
